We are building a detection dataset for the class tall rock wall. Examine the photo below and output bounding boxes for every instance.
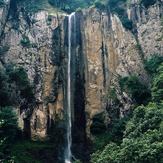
[0,0,162,143]
[80,8,144,135]
[0,1,68,139]
[127,0,162,58]
[77,1,162,136]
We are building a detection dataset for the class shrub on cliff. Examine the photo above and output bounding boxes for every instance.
[141,0,157,8]
[0,63,35,107]
[0,0,4,5]
[145,55,163,75]
[90,113,106,135]
[119,75,151,105]
[152,63,163,103]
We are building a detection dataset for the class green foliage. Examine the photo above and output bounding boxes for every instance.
[91,65,163,163]
[92,114,129,150]
[94,0,107,9]
[20,34,30,47]
[0,63,35,107]
[109,88,120,104]
[0,106,56,162]
[145,55,163,75]
[119,75,151,105]
[90,143,120,163]
[107,0,133,30]
[0,0,4,5]
[90,121,106,134]
[73,159,82,163]
[124,103,162,138]
[120,17,133,30]
[134,44,145,61]
[76,7,82,12]
[90,113,106,135]
[0,107,19,160]
[47,117,64,144]
[0,46,10,56]
[141,0,156,8]
[156,34,163,41]
[90,103,163,163]
[94,0,102,8]
[48,0,89,13]
[12,23,19,30]
[11,140,54,163]
[152,63,163,102]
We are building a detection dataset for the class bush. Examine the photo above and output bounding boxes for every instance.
[90,103,163,163]
[120,17,133,30]
[91,61,163,163]
[11,140,53,163]
[6,66,35,103]
[20,35,30,47]
[94,0,103,8]
[145,55,163,75]
[0,107,19,160]
[0,46,10,56]
[0,0,4,5]
[90,113,106,135]
[141,0,156,8]
[152,63,163,102]
[119,75,151,105]
[109,88,120,104]
[12,23,19,30]
[0,64,35,107]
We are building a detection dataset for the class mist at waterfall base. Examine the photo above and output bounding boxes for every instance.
[64,12,76,163]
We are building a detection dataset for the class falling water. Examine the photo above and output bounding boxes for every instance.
[65,12,75,163]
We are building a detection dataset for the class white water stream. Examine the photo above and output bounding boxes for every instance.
[65,12,75,163]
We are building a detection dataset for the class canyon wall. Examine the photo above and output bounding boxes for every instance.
[0,0,162,144]
[0,1,68,139]
[78,1,162,136]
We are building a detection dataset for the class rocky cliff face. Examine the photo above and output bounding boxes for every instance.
[0,1,68,139]
[0,0,10,35]
[0,0,162,144]
[78,1,162,136]
[128,0,162,58]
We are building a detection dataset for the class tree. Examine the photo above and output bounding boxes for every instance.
[90,103,163,163]
[91,63,163,163]
[152,63,163,102]
[0,107,19,160]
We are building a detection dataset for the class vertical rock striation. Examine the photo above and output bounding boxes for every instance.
[0,1,162,161]
[0,1,68,139]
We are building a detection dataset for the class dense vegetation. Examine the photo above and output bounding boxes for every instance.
[0,63,35,107]
[90,63,163,163]
[8,0,158,30]
[2,0,159,12]
[0,64,36,162]
[119,75,151,105]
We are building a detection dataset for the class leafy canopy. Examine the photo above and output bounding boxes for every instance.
[90,63,163,163]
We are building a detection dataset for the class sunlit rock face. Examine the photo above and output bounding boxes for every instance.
[78,1,162,136]
[127,0,162,59]
[0,2,67,139]
[79,9,144,136]
[0,0,162,142]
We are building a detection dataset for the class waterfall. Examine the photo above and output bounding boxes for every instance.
[65,12,76,163]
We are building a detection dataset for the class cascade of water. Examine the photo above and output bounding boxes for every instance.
[65,12,75,163]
